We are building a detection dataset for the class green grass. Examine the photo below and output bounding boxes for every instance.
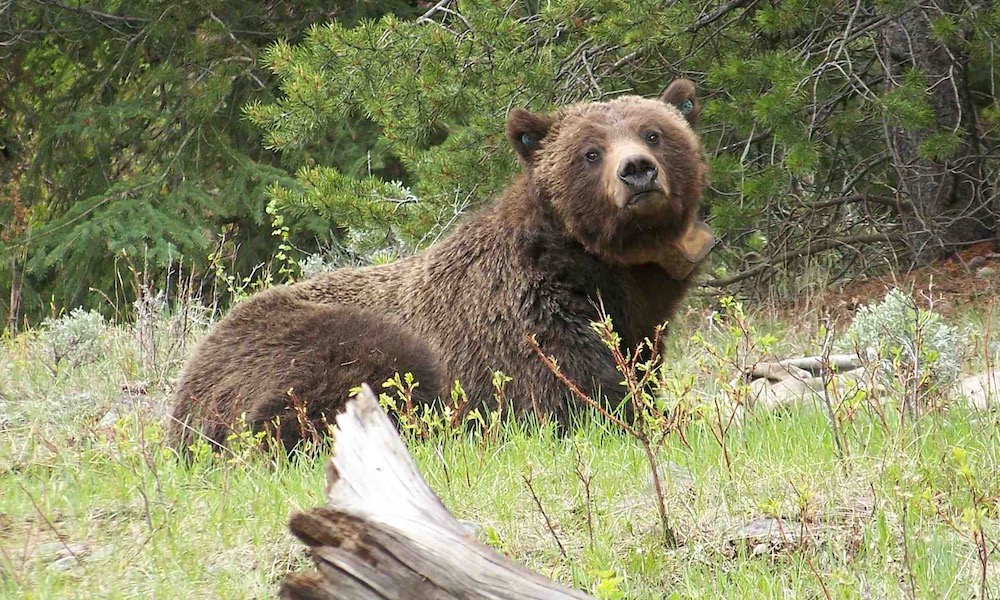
[2,303,999,598]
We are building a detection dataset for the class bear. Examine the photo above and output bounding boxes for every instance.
[168,289,443,452]
[168,78,712,450]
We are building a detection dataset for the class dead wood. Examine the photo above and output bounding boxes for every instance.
[280,384,595,600]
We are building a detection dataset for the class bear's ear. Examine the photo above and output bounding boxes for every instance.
[506,108,554,163]
[660,79,700,127]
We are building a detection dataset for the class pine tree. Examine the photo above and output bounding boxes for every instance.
[248,0,1000,297]
[0,0,422,327]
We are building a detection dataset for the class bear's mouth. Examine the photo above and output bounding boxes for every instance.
[625,189,668,215]
[627,189,662,204]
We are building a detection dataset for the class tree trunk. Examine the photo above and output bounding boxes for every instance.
[879,2,992,266]
[280,384,595,600]
[7,250,23,333]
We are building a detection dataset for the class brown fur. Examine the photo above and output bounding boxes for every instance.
[169,289,442,451]
[169,79,709,447]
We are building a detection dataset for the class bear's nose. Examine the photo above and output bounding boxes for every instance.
[618,156,658,190]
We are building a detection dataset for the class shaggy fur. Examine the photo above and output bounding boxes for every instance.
[169,79,709,448]
[169,289,442,451]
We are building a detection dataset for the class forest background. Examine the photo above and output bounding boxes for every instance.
[3,0,998,329]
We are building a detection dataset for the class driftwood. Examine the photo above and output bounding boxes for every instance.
[742,355,1000,412]
[280,384,594,600]
[773,354,862,375]
[741,354,868,412]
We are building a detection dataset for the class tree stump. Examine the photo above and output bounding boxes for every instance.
[280,384,594,600]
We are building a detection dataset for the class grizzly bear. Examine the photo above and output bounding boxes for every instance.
[168,78,712,450]
[169,290,443,452]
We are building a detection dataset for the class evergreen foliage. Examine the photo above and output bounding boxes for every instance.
[249,0,999,289]
[3,1,999,325]
[0,0,421,326]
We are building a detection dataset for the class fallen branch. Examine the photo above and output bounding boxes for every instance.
[280,384,594,600]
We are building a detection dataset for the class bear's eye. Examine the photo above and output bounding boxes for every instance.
[585,149,601,163]
[645,131,660,146]
[520,132,538,149]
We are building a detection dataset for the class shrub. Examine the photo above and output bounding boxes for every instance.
[37,307,109,373]
[844,289,961,400]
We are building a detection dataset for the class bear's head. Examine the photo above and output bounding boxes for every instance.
[506,79,708,265]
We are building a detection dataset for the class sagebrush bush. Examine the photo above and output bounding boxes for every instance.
[38,307,110,373]
[844,289,961,396]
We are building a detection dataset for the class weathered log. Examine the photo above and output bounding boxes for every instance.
[777,354,862,376]
[280,384,594,600]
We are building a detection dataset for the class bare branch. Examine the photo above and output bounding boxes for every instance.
[31,0,147,29]
[686,0,755,33]
[803,194,912,212]
[416,0,455,23]
[705,232,908,288]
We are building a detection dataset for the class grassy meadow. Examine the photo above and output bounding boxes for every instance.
[1,293,999,599]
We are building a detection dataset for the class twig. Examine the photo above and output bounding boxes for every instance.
[16,481,88,575]
[526,335,640,439]
[716,130,771,154]
[686,0,754,33]
[900,504,918,600]
[796,520,833,600]
[32,0,147,28]
[572,443,596,548]
[0,542,22,587]
[526,331,677,547]
[804,193,910,212]
[523,471,568,559]
[817,319,846,463]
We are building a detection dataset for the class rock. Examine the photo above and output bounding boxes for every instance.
[38,541,92,572]
[31,542,68,558]
[648,461,696,494]
[41,542,115,572]
[89,544,116,561]
[957,372,1000,411]
[32,541,87,559]
[48,555,79,572]
[747,375,823,411]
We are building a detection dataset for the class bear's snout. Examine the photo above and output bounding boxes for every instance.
[609,152,670,214]
[618,155,658,192]
[602,139,672,211]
